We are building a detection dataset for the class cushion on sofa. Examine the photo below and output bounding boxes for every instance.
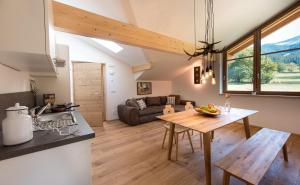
[139,106,164,116]
[160,96,167,105]
[167,96,176,105]
[126,98,139,109]
[174,105,185,112]
[137,99,147,110]
[169,94,180,105]
[146,97,161,106]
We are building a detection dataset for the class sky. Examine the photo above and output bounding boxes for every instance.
[262,18,300,45]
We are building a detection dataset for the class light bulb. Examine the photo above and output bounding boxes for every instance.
[212,73,216,85]
[205,72,209,79]
[212,77,216,85]
[209,70,213,76]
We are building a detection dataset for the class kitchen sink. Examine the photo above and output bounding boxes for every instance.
[38,112,75,122]
[34,112,77,131]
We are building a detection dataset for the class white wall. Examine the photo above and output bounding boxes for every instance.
[172,58,300,134]
[34,44,72,105]
[55,32,137,120]
[0,64,30,94]
[136,81,172,97]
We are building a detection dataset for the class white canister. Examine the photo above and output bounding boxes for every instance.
[2,103,33,146]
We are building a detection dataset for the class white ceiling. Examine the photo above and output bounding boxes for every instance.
[129,0,297,48]
[55,0,297,80]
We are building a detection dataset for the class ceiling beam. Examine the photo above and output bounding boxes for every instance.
[52,1,194,55]
[132,63,152,73]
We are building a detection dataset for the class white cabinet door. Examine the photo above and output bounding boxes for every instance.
[0,0,56,73]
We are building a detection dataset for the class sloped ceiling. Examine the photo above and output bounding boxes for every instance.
[55,0,297,80]
[129,0,297,49]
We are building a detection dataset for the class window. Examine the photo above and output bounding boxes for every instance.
[223,2,300,96]
[226,36,254,92]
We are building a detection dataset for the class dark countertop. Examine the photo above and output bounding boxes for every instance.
[0,111,95,161]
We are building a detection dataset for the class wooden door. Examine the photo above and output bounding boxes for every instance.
[73,62,104,127]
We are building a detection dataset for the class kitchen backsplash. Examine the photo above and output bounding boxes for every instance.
[0,91,35,130]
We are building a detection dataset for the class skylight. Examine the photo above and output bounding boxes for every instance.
[92,38,123,53]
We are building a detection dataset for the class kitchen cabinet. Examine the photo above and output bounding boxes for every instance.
[0,0,56,75]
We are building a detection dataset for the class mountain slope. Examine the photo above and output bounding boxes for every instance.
[262,35,300,64]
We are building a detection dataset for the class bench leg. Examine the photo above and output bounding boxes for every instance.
[283,143,288,162]
[223,171,230,185]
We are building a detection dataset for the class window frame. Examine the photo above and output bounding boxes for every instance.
[223,1,300,96]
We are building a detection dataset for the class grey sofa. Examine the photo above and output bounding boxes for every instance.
[117,95,195,126]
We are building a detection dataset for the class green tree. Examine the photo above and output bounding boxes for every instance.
[228,58,253,83]
[261,56,276,84]
[286,62,299,72]
[276,62,286,73]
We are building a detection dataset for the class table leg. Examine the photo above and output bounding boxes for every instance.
[203,132,212,185]
[168,122,175,160]
[282,143,288,162]
[243,117,251,139]
[223,171,230,185]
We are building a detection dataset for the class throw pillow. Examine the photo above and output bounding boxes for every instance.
[146,97,161,106]
[137,99,147,110]
[169,94,180,105]
[126,98,139,109]
[167,96,175,105]
[160,96,167,105]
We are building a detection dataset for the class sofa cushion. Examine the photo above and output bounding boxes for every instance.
[126,98,139,109]
[137,99,147,110]
[167,96,176,105]
[139,106,164,116]
[160,96,167,105]
[174,105,185,112]
[146,97,161,106]
[169,94,180,105]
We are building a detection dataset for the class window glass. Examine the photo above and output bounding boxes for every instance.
[260,50,300,92]
[261,18,300,54]
[227,57,254,91]
[227,36,254,60]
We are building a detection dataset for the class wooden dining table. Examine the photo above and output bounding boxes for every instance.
[157,107,258,185]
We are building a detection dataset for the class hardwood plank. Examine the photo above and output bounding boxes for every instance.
[215,128,291,185]
[53,1,194,55]
[91,121,300,185]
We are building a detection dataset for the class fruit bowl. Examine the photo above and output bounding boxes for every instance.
[194,104,221,117]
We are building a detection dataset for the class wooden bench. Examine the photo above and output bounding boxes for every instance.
[215,128,290,185]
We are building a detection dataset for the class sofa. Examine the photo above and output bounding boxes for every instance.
[118,95,196,126]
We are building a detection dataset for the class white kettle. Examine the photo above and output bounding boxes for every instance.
[2,103,33,146]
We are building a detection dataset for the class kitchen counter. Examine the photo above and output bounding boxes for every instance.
[0,111,95,161]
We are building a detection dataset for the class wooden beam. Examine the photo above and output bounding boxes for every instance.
[132,63,152,73]
[52,1,194,55]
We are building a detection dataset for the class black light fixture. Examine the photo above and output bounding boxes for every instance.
[184,0,223,60]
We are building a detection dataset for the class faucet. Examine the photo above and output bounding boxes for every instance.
[30,103,51,118]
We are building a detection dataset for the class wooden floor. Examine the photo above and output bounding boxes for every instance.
[91,120,300,185]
